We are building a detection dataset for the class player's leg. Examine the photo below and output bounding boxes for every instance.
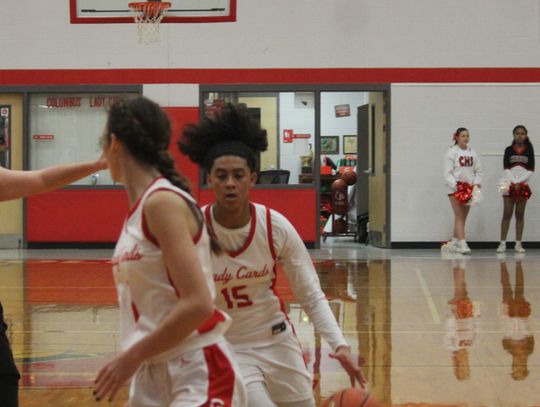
[245,381,276,407]
[260,334,315,406]
[168,342,247,407]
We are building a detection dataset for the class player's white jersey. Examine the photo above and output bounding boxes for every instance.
[204,203,287,349]
[112,177,230,362]
[444,145,482,193]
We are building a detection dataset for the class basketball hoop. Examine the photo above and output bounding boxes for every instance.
[128,1,171,44]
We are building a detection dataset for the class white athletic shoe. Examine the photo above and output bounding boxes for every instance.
[496,242,506,253]
[441,239,457,251]
[456,240,471,254]
[515,243,526,253]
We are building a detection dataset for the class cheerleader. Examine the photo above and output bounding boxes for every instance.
[497,125,534,253]
[179,105,365,407]
[93,97,246,406]
[442,127,483,254]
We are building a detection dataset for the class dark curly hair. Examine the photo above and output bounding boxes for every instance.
[106,96,190,192]
[178,104,268,172]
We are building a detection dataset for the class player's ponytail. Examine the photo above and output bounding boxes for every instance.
[155,150,190,193]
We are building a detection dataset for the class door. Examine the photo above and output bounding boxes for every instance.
[0,94,23,248]
[356,104,370,215]
[367,93,389,247]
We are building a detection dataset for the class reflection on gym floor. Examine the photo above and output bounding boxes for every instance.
[2,250,539,406]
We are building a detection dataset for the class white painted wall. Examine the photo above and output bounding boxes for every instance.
[4,2,540,242]
[391,84,540,242]
[321,92,368,164]
[278,93,315,183]
[1,1,540,69]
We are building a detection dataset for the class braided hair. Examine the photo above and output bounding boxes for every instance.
[106,96,190,192]
[178,104,268,172]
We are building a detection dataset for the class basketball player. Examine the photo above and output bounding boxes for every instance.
[0,156,107,407]
[442,127,482,254]
[497,125,534,253]
[179,105,365,407]
[93,97,246,406]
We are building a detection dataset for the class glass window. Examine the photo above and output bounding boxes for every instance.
[29,92,139,186]
[202,91,315,185]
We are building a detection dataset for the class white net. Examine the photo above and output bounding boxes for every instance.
[129,2,171,44]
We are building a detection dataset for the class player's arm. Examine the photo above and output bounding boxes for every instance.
[0,157,106,201]
[273,211,365,386]
[94,191,214,401]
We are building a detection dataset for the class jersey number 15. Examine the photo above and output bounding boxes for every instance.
[220,285,253,309]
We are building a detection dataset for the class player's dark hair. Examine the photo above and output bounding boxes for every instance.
[106,96,190,192]
[178,104,268,172]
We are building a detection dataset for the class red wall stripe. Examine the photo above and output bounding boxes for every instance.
[2,68,540,85]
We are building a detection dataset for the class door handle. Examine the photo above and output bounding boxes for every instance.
[364,168,373,175]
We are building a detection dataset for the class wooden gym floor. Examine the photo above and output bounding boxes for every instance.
[1,247,539,406]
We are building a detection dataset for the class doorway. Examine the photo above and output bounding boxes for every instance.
[0,94,24,248]
[319,91,389,248]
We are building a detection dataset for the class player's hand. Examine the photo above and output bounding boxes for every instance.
[95,152,108,171]
[94,350,140,402]
[329,345,366,388]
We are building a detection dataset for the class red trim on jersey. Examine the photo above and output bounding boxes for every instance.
[202,344,236,407]
[265,206,277,261]
[205,203,257,258]
[145,187,203,244]
[127,177,164,220]
[198,309,226,334]
[141,210,160,247]
[131,302,140,322]
[228,203,256,257]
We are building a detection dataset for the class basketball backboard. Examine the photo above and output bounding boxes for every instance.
[70,0,236,23]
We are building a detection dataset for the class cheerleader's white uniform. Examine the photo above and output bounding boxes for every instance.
[204,203,348,404]
[113,177,246,407]
[444,145,483,195]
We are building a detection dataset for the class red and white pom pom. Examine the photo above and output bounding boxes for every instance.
[454,181,473,205]
[509,182,532,202]
[467,185,482,206]
[497,178,511,195]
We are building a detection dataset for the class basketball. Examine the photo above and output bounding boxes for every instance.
[342,170,357,186]
[331,178,348,192]
[323,387,381,407]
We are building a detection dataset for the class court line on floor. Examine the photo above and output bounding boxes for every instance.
[415,267,441,324]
